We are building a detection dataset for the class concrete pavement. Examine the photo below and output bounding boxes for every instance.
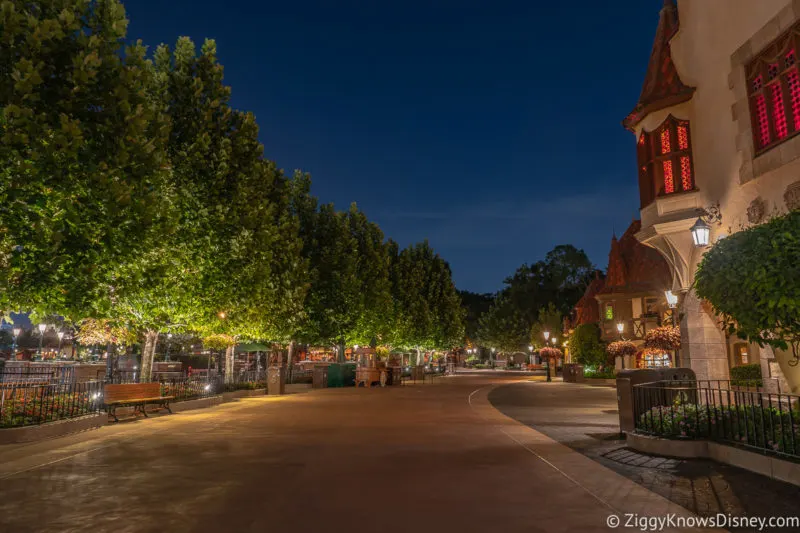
[0,375,701,533]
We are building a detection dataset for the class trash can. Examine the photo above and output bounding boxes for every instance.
[327,363,356,387]
[312,366,328,389]
[562,363,585,383]
[268,366,286,395]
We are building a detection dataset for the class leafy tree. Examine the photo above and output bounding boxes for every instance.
[1,0,173,326]
[389,241,464,363]
[477,293,528,353]
[145,37,307,380]
[478,245,594,354]
[530,303,563,349]
[695,210,800,367]
[569,323,606,367]
[458,290,493,344]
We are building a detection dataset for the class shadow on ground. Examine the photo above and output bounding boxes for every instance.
[488,381,800,521]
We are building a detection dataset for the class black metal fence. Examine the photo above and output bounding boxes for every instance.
[0,365,75,385]
[633,379,800,459]
[0,380,104,428]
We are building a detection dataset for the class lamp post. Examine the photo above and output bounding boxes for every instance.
[165,333,173,362]
[528,345,534,367]
[57,331,64,359]
[11,327,21,360]
[543,331,551,382]
[491,347,495,369]
[37,323,47,361]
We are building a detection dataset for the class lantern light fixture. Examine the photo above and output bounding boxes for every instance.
[690,218,711,247]
[665,290,678,309]
[616,322,624,334]
[543,331,550,341]
[38,323,47,333]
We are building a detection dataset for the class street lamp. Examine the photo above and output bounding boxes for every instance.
[165,332,173,362]
[616,322,624,340]
[11,327,21,359]
[37,323,47,360]
[690,217,711,247]
[57,331,65,359]
[528,345,534,367]
[543,332,552,382]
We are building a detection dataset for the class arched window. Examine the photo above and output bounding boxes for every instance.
[747,29,800,153]
[636,116,695,208]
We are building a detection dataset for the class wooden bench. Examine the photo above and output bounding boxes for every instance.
[104,383,174,422]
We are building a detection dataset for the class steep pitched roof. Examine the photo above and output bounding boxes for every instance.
[623,0,695,131]
[570,271,606,327]
[598,220,672,295]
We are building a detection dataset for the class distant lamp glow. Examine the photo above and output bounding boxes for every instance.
[551,337,557,345]
[12,327,21,338]
[57,331,65,340]
[665,290,678,309]
[218,311,226,319]
[204,384,211,391]
[543,331,550,341]
[690,217,711,247]
[38,323,47,333]
[528,345,533,352]
[616,322,624,334]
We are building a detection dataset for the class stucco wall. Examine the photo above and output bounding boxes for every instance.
[677,0,798,232]
[630,1,800,382]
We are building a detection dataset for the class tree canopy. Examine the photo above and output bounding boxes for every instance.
[0,0,464,374]
[695,209,800,365]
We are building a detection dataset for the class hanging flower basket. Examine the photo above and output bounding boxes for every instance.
[539,347,563,360]
[644,326,681,351]
[606,341,638,358]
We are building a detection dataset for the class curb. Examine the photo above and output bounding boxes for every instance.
[0,413,107,445]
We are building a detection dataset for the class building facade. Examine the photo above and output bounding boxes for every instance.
[624,0,800,390]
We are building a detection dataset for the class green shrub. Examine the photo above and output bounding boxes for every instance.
[584,367,615,379]
[730,363,763,387]
[695,209,800,363]
[570,323,606,367]
[637,402,800,455]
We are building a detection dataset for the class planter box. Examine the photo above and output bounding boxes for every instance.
[627,432,800,487]
[584,378,617,387]
[170,395,223,413]
[0,413,106,445]
[222,389,266,402]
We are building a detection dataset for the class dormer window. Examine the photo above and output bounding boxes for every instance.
[636,116,695,208]
[747,32,800,154]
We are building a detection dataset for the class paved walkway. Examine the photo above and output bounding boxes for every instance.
[489,381,800,520]
[1,375,699,533]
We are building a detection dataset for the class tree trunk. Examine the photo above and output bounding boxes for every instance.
[224,344,235,384]
[337,340,345,363]
[415,347,421,366]
[286,341,295,382]
[140,330,158,383]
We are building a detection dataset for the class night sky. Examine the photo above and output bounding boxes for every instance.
[126,0,660,293]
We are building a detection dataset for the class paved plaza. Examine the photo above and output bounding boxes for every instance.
[0,375,727,533]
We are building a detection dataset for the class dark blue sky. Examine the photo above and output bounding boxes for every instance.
[126,0,659,293]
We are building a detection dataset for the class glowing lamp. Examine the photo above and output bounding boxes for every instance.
[12,327,21,337]
[665,290,678,309]
[38,323,47,333]
[543,331,550,341]
[690,218,711,247]
[616,322,624,334]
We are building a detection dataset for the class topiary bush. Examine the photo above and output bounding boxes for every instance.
[730,363,763,387]
[569,323,606,367]
[695,210,800,365]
